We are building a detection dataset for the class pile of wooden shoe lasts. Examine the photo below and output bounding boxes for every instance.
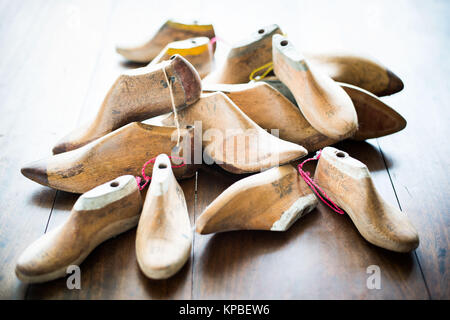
[17,20,418,284]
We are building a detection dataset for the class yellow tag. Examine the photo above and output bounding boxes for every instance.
[166,44,209,56]
[167,21,214,32]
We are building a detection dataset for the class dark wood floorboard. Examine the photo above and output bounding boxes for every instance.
[373,1,450,298]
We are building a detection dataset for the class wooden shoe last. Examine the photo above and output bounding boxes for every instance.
[136,154,192,279]
[307,53,404,96]
[116,19,215,63]
[203,82,336,151]
[272,34,358,140]
[340,83,407,140]
[16,175,142,283]
[314,147,419,252]
[259,79,406,141]
[203,24,282,84]
[53,55,201,154]
[22,123,195,193]
[161,92,308,174]
[149,37,213,78]
[196,164,318,234]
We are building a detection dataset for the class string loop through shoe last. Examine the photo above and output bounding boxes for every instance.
[22,124,196,193]
[53,55,201,154]
[314,147,419,252]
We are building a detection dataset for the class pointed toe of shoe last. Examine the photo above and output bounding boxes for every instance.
[21,159,49,186]
[314,147,419,252]
[339,83,406,140]
[136,154,192,280]
[16,175,143,283]
[382,68,404,96]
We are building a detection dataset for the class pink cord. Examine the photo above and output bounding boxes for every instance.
[135,156,186,191]
[297,150,345,215]
[209,35,231,49]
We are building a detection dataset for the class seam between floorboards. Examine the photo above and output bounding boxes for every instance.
[44,190,59,233]
[24,189,58,300]
[376,139,432,300]
[191,170,198,300]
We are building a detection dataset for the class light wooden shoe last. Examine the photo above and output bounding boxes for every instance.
[16,175,142,283]
[260,79,406,141]
[307,53,404,97]
[21,123,195,193]
[116,19,216,63]
[196,164,318,234]
[53,55,201,154]
[149,37,213,79]
[203,82,336,151]
[161,92,308,174]
[314,147,419,252]
[340,83,406,140]
[136,154,192,280]
[272,34,358,140]
[203,24,282,84]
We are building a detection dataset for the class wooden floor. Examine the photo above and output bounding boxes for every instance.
[0,0,448,300]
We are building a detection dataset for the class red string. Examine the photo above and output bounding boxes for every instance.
[135,156,186,191]
[297,150,345,215]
